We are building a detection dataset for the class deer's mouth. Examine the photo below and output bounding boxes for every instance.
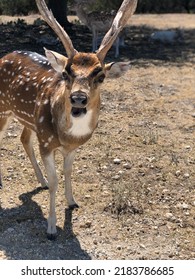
[71,107,87,118]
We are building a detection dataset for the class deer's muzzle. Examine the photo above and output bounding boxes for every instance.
[70,91,88,108]
[70,91,88,118]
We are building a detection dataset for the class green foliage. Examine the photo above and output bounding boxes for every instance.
[87,0,122,11]
[136,0,195,13]
[0,0,37,15]
[0,0,195,15]
[85,0,195,13]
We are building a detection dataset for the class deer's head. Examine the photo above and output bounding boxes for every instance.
[36,0,137,118]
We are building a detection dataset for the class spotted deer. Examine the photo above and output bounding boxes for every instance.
[73,0,125,57]
[0,0,137,239]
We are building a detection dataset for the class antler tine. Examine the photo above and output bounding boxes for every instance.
[96,0,138,61]
[35,0,77,58]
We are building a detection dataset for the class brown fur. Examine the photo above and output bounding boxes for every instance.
[0,49,129,238]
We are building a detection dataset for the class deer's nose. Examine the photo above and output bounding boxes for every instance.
[70,92,88,108]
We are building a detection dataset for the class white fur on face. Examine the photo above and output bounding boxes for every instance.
[68,109,93,138]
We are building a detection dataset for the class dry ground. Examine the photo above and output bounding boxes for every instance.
[0,14,194,259]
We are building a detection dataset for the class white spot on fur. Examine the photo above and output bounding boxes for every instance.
[44,142,49,148]
[43,99,49,105]
[39,116,44,123]
[47,135,54,143]
[68,110,93,138]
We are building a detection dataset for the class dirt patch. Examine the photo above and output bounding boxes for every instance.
[0,14,194,260]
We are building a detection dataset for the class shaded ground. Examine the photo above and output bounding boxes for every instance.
[0,14,194,259]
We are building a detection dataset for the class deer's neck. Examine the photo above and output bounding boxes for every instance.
[50,85,100,149]
[76,5,88,26]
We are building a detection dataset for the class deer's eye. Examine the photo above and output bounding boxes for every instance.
[96,74,105,83]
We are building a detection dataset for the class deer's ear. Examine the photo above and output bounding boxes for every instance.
[44,48,68,73]
[105,61,131,79]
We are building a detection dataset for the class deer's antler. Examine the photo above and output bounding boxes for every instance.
[35,0,77,58]
[96,0,138,61]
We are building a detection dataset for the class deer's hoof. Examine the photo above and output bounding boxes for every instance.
[47,233,57,241]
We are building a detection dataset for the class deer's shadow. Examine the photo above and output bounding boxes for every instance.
[0,186,91,260]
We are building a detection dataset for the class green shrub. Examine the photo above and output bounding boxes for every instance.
[0,0,37,15]
[88,0,195,13]
[0,0,194,16]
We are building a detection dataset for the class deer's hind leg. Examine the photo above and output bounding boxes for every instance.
[20,127,47,188]
[0,114,13,188]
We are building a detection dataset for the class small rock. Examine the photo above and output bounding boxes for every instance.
[168,253,174,258]
[102,191,110,197]
[102,165,108,170]
[93,240,98,245]
[175,170,181,176]
[138,170,145,176]
[162,188,169,193]
[85,221,92,228]
[185,145,191,149]
[178,202,189,210]
[123,163,131,169]
[84,195,91,199]
[165,212,174,220]
[191,113,195,118]
[116,245,122,250]
[147,156,156,163]
[7,132,17,138]
[7,227,14,233]
[7,167,14,172]
[183,173,190,178]
[139,244,146,249]
[112,175,120,180]
[113,158,121,164]
[80,221,92,228]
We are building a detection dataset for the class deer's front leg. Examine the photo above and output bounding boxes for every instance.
[41,151,58,239]
[64,150,79,209]
[21,127,47,188]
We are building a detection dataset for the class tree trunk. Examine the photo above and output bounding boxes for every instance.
[48,0,72,28]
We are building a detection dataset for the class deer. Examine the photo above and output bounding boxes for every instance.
[0,0,137,239]
[73,0,126,58]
